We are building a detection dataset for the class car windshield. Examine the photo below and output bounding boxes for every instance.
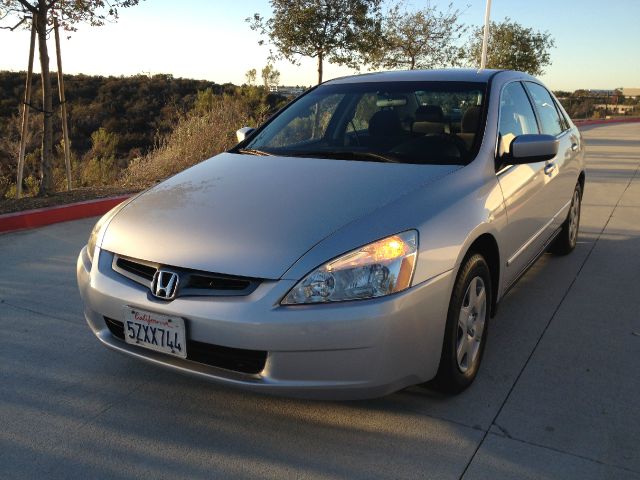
[242,81,486,165]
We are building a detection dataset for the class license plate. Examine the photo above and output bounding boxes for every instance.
[122,307,187,358]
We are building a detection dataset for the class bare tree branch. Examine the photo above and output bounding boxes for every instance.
[15,0,37,14]
[0,15,29,30]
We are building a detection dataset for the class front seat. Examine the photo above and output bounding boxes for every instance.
[413,105,445,134]
[458,106,481,149]
[368,109,404,148]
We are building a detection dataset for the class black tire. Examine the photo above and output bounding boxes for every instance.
[431,254,492,394]
[549,182,582,255]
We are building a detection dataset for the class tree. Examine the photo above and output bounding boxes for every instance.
[370,2,466,70]
[261,63,281,89]
[0,0,140,195]
[248,0,383,85]
[194,88,217,113]
[465,18,555,76]
[245,68,257,86]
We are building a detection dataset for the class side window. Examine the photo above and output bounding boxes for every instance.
[498,82,539,156]
[525,82,564,136]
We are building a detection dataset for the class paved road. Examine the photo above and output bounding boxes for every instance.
[1,123,639,480]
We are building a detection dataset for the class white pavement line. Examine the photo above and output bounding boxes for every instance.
[459,158,640,480]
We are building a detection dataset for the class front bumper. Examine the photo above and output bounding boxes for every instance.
[77,247,454,400]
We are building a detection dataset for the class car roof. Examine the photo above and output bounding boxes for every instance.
[324,68,538,85]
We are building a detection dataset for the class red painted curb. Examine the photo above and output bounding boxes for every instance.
[0,195,131,234]
[574,117,640,127]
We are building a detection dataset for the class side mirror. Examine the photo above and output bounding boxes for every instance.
[236,126,255,143]
[509,134,559,163]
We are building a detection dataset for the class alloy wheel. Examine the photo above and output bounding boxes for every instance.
[456,276,487,373]
[569,189,581,246]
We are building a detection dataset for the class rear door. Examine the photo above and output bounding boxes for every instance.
[524,82,579,230]
[496,82,558,287]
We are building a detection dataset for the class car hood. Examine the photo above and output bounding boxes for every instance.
[101,153,458,279]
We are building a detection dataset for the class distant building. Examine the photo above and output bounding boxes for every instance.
[269,85,306,97]
[588,89,615,96]
[594,104,636,115]
[622,88,640,98]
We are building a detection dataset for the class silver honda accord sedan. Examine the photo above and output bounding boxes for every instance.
[77,69,585,399]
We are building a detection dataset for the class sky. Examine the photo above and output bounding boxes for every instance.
[0,0,639,91]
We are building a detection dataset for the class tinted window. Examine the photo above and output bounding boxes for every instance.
[498,82,539,155]
[244,81,487,165]
[526,82,564,136]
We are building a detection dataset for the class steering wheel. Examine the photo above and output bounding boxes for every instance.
[441,133,469,158]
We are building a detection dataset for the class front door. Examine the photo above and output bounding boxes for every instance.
[496,81,557,288]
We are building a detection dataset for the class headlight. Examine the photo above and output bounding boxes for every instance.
[86,215,108,263]
[86,220,100,263]
[282,231,418,305]
[86,201,131,263]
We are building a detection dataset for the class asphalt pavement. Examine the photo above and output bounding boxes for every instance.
[1,123,639,479]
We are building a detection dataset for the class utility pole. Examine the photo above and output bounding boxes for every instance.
[480,0,492,70]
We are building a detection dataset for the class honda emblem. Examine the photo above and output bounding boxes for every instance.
[151,270,179,300]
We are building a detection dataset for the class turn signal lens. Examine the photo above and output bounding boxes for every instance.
[282,231,418,305]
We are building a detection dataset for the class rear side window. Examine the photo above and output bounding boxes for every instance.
[498,82,539,155]
[525,82,564,136]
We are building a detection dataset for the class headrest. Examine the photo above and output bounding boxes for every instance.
[368,109,403,136]
[415,105,444,123]
[461,106,481,133]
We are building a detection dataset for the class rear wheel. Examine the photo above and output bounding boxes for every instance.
[431,254,491,393]
[550,182,582,255]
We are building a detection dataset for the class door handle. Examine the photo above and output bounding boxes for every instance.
[571,143,579,151]
[544,163,556,175]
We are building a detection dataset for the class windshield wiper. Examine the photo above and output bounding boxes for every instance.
[237,148,273,156]
[288,150,400,163]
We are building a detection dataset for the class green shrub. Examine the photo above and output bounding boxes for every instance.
[79,157,117,186]
[0,175,10,198]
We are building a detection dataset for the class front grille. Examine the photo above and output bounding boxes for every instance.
[104,317,267,375]
[187,340,267,375]
[116,256,155,281]
[111,253,261,298]
[187,274,251,291]
[105,316,125,339]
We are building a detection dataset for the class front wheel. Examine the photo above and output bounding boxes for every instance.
[549,182,582,255]
[431,254,491,394]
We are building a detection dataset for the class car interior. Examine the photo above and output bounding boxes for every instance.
[343,98,482,164]
[245,84,486,165]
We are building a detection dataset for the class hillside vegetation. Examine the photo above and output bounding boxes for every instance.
[0,71,287,197]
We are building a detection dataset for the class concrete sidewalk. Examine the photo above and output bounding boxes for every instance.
[0,123,638,479]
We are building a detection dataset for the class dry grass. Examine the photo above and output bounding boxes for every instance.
[122,96,253,188]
